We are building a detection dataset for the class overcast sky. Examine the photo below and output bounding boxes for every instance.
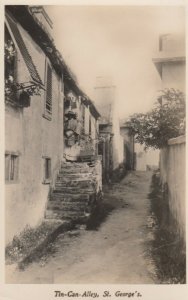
[45,5,185,119]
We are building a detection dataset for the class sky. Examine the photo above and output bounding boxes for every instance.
[45,5,185,119]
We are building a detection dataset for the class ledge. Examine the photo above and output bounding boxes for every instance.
[168,135,185,145]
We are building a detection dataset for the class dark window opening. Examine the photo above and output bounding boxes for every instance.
[43,62,52,120]
[43,157,51,183]
[89,115,92,136]
[5,153,19,182]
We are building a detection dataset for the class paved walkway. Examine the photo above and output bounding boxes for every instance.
[6,171,158,284]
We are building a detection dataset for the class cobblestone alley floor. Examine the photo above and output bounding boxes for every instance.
[6,171,159,284]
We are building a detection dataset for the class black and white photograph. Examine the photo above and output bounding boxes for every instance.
[1,0,187,297]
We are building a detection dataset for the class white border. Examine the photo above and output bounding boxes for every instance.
[0,1,187,300]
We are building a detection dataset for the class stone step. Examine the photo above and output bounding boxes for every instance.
[45,209,86,220]
[45,161,98,222]
[55,181,95,189]
[61,162,89,168]
[57,173,94,180]
[58,169,94,175]
[47,201,87,211]
[49,194,90,202]
[60,165,90,171]
[52,187,95,194]
[57,172,95,180]
[56,178,95,183]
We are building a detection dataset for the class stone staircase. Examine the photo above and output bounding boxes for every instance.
[45,161,100,222]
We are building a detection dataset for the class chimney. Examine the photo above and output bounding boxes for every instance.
[29,6,53,37]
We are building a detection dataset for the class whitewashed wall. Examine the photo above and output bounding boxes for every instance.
[160,135,185,240]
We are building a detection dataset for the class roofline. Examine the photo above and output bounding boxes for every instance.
[29,6,53,29]
[152,55,185,77]
[5,5,100,119]
[152,56,185,64]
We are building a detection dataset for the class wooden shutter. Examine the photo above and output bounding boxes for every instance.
[46,64,52,113]
[6,13,43,85]
[5,154,10,181]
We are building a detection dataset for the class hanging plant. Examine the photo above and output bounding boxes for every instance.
[5,38,42,106]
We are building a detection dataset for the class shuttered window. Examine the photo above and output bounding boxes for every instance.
[43,62,52,119]
[46,64,52,113]
[89,114,92,136]
[5,152,19,182]
[6,13,43,85]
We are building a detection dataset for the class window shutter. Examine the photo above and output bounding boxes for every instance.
[6,13,43,85]
[46,64,52,113]
[5,154,10,181]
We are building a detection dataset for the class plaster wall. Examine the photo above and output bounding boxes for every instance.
[5,24,64,243]
[160,136,185,241]
[162,62,185,92]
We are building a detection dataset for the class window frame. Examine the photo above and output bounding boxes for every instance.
[42,156,51,184]
[5,151,19,184]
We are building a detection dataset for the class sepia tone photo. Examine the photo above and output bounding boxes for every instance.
[4,3,185,286]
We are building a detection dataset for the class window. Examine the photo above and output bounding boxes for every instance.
[43,62,52,120]
[5,25,17,84]
[81,103,85,134]
[89,114,92,136]
[6,13,43,85]
[5,152,19,182]
[43,157,51,184]
[60,73,64,93]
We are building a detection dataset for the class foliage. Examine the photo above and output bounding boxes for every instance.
[5,39,42,103]
[126,89,185,149]
[148,173,186,283]
[5,222,55,264]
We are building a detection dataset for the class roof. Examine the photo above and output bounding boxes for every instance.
[5,5,100,119]
[152,51,185,77]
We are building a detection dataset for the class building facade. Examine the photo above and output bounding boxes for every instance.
[64,80,100,162]
[153,33,185,92]
[5,5,101,243]
[153,33,185,241]
[94,77,124,181]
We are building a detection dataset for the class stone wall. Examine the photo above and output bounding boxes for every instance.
[160,135,185,241]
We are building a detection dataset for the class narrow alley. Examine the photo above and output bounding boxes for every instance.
[7,171,158,284]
